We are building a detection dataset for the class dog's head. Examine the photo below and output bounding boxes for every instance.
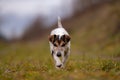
[49,34,71,57]
[49,34,71,47]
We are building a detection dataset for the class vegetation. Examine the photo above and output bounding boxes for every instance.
[0,1,120,80]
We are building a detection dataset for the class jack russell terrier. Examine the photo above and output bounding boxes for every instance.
[49,17,71,69]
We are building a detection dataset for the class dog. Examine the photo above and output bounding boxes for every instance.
[49,17,71,69]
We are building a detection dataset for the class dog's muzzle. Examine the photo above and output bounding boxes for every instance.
[57,52,61,57]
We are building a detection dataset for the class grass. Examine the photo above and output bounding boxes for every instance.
[0,39,120,80]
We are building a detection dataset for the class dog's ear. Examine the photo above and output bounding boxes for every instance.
[65,35,71,42]
[61,35,71,43]
[49,35,56,43]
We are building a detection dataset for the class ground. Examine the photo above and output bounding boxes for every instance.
[0,39,120,80]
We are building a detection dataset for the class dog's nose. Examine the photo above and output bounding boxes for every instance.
[57,52,61,57]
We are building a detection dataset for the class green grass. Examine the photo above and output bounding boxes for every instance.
[0,39,120,80]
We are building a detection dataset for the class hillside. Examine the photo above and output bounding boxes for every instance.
[63,0,120,58]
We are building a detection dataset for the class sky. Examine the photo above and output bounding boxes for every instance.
[0,0,76,40]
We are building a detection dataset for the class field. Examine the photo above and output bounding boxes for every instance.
[0,38,120,80]
[0,1,120,80]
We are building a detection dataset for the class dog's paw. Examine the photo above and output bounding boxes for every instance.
[56,64,64,69]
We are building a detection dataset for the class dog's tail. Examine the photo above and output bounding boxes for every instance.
[58,16,63,28]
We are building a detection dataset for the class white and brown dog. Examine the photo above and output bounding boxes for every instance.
[49,17,71,69]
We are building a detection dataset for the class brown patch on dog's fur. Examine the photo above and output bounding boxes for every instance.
[54,40,59,47]
[49,35,71,47]
[64,35,71,43]
[60,40,65,47]
[60,35,71,47]
[49,35,54,43]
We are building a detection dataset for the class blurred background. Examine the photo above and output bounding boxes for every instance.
[0,0,120,79]
[0,0,114,41]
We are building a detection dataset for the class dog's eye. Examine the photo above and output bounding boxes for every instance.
[61,44,65,47]
[54,44,57,47]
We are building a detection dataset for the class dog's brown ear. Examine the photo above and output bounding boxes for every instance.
[49,35,56,43]
[65,35,71,42]
[49,35,54,42]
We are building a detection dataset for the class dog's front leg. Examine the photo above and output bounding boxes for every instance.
[62,54,68,65]
[53,55,63,68]
[62,48,70,65]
